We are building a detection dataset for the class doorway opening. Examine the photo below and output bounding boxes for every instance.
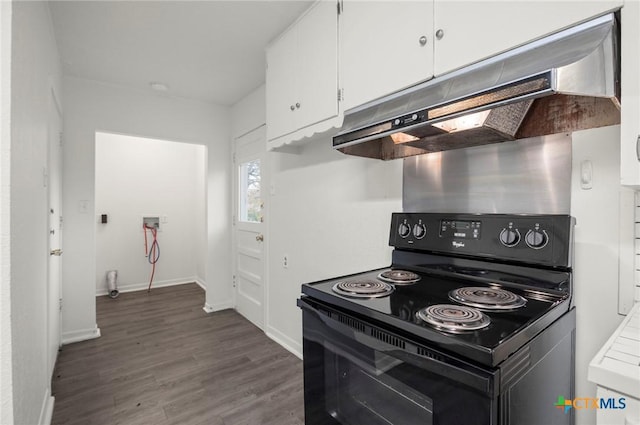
[94,132,207,297]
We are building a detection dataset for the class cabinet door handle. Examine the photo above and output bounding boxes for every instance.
[436,29,444,40]
[295,102,300,109]
[636,135,640,161]
[419,36,427,46]
[290,105,295,111]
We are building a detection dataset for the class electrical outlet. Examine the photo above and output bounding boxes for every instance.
[283,255,288,268]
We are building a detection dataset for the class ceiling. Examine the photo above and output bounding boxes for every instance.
[49,1,313,106]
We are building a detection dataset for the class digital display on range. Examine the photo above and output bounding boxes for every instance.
[440,220,481,239]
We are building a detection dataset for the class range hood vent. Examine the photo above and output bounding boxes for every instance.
[334,13,620,161]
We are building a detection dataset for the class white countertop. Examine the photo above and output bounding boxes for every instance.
[589,302,640,398]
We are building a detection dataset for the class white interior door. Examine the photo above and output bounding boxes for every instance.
[233,126,266,329]
[47,89,63,378]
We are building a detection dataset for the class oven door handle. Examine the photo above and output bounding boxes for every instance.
[298,297,495,396]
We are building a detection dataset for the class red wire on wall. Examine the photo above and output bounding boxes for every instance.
[143,224,160,292]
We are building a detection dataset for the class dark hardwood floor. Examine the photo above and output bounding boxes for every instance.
[51,284,304,425]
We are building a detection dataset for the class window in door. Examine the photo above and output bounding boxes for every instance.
[239,159,262,223]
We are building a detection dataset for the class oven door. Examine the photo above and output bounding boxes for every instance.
[299,297,499,425]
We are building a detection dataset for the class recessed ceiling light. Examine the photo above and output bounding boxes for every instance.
[149,82,169,92]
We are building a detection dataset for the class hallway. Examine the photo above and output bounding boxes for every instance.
[51,284,304,425]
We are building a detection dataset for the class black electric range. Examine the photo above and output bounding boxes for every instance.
[298,213,576,425]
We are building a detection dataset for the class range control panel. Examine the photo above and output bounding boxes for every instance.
[440,220,482,240]
[390,213,575,268]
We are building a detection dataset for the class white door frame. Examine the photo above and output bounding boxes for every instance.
[232,125,268,329]
[46,84,63,380]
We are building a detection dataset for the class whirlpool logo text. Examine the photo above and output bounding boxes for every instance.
[555,396,626,413]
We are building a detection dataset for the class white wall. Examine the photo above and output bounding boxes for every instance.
[231,85,266,139]
[229,88,403,354]
[0,1,13,423]
[62,77,231,343]
[571,125,626,425]
[230,85,403,356]
[5,1,61,424]
[195,142,207,283]
[268,142,403,354]
[95,132,206,294]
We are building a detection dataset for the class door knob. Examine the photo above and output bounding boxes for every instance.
[255,234,264,242]
[50,249,63,256]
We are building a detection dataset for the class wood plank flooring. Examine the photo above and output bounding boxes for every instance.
[51,284,304,425]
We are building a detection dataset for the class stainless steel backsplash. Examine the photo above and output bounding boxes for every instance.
[403,134,572,214]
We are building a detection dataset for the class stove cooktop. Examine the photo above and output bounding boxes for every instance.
[301,213,575,366]
[301,266,571,367]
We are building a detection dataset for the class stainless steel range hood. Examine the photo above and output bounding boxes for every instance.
[334,13,620,161]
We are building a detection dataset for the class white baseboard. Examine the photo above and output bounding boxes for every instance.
[194,277,206,291]
[95,277,201,296]
[37,388,54,425]
[266,325,302,360]
[202,299,233,314]
[61,326,101,345]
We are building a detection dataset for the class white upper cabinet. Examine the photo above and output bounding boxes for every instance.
[337,0,623,113]
[339,0,435,112]
[266,27,297,141]
[266,1,338,146]
[267,0,625,147]
[620,1,640,187]
[433,0,623,76]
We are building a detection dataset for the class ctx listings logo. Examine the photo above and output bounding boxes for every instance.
[555,395,626,413]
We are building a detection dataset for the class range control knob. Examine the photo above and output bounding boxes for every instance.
[499,228,520,247]
[413,223,427,239]
[398,222,411,238]
[525,229,548,249]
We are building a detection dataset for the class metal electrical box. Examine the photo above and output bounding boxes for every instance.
[142,216,160,230]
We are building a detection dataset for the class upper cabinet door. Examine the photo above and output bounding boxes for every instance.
[266,1,339,145]
[433,0,623,76]
[266,27,298,141]
[297,0,339,130]
[339,0,435,112]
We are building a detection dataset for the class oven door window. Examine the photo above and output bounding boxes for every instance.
[325,343,433,425]
[301,304,497,425]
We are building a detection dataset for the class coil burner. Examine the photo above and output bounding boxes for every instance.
[417,304,490,332]
[377,269,421,285]
[449,287,526,310]
[332,279,395,299]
